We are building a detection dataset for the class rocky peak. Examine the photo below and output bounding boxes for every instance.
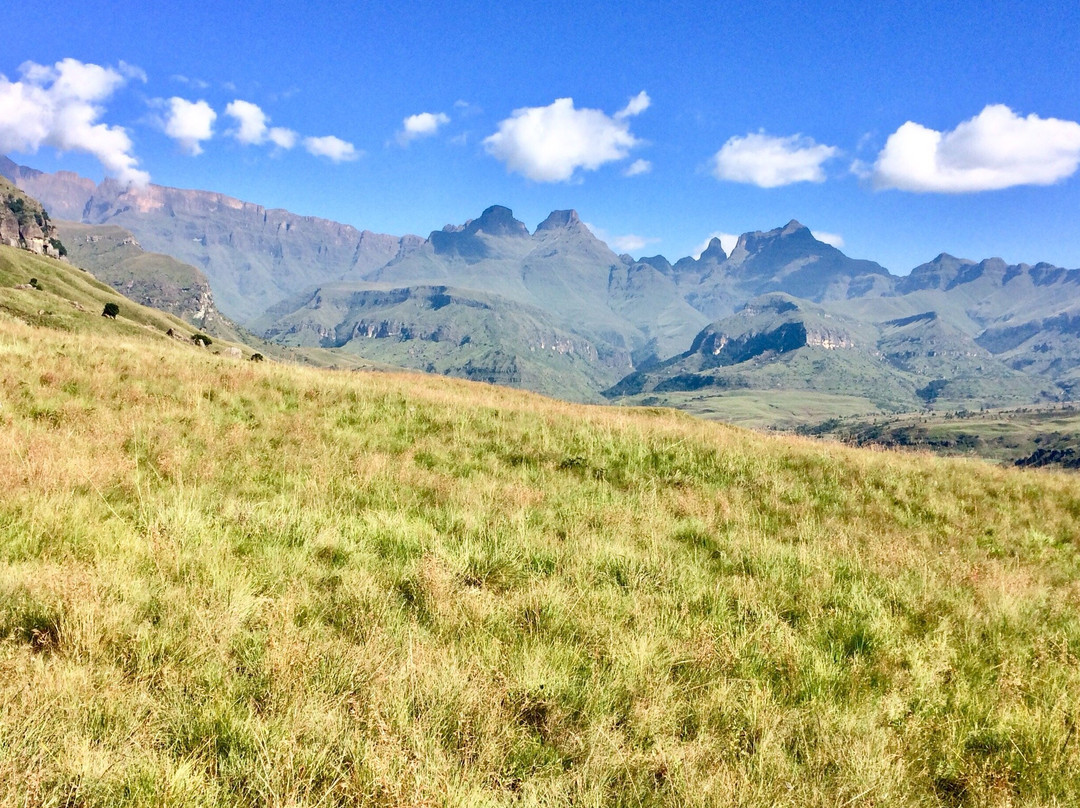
[732,220,815,258]
[466,205,530,238]
[637,255,674,275]
[536,209,583,232]
[698,237,727,263]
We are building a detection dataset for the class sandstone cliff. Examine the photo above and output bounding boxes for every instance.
[0,176,65,259]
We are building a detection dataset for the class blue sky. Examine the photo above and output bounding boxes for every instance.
[3,0,1080,272]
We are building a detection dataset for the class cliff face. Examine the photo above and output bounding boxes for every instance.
[0,177,65,259]
[52,220,238,340]
[0,158,422,324]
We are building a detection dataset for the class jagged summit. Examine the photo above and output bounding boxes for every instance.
[536,209,583,232]
[698,237,727,263]
[466,205,530,238]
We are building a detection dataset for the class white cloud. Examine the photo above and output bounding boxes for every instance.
[609,233,657,253]
[164,97,216,155]
[117,61,147,83]
[171,74,210,90]
[304,135,360,162]
[871,104,1080,192]
[0,58,149,186]
[585,222,658,255]
[693,232,739,259]
[223,99,298,150]
[224,99,267,144]
[268,127,298,149]
[484,93,649,182]
[811,230,844,248]
[615,91,651,120]
[624,158,651,177]
[712,132,838,187]
[399,111,450,144]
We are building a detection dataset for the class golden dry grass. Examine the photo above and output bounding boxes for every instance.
[1,298,1079,807]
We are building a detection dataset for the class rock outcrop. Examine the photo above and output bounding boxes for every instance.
[1,177,65,259]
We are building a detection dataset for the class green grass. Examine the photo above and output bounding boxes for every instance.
[804,404,1080,466]
[2,250,1080,806]
[621,389,889,429]
[0,244,402,373]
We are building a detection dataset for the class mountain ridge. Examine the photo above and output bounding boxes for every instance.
[5,156,1079,413]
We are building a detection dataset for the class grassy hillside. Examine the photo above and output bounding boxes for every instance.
[0,244,401,374]
[2,250,1080,806]
[53,220,247,344]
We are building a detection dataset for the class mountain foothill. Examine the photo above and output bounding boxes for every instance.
[4,154,1078,417]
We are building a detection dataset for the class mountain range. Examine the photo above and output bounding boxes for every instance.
[4,155,1078,417]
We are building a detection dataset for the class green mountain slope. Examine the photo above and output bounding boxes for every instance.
[609,295,1055,416]
[258,283,622,401]
[53,220,247,342]
[1,156,422,324]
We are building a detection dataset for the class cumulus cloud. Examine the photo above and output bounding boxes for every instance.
[0,58,149,186]
[608,233,657,253]
[811,230,844,248]
[399,111,450,144]
[304,135,360,162]
[268,127,298,149]
[624,158,652,177]
[164,97,216,155]
[224,99,297,149]
[484,92,649,182]
[615,91,651,120]
[585,222,658,255]
[224,99,267,144]
[712,132,838,187]
[871,104,1080,192]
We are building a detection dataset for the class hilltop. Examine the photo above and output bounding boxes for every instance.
[2,237,1080,806]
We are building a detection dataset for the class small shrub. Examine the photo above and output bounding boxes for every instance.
[250,353,264,362]
[102,302,120,319]
[192,333,212,347]
[28,278,39,289]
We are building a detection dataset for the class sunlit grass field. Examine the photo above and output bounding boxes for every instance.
[2,250,1080,806]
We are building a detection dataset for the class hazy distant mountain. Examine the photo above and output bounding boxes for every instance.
[6,156,1079,411]
[257,205,710,399]
[670,221,894,320]
[52,220,242,340]
[0,156,95,221]
[258,283,620,402]
[0,156,422,323]
[363,205,708,365]
[608,294,1054,411]
[833,253,1080,395]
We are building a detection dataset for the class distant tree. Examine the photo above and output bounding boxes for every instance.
[192,333,212,347]
[102,302,120,319]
